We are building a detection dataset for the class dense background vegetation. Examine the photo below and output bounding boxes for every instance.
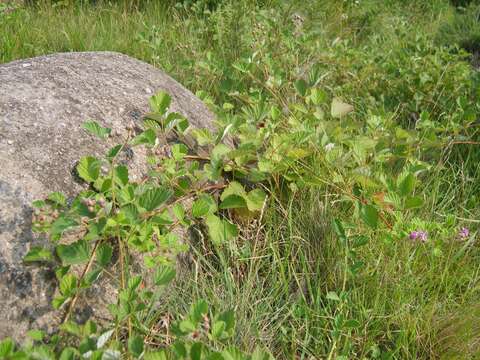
[1,0,480,359]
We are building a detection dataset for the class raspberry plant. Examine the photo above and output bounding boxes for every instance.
[2,71,478,358]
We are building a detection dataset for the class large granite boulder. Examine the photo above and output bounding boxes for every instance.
[0,52,215,341]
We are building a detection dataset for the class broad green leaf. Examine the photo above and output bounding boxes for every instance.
[211,144,231,161]
[84,268,102,285]
[192,195,217,217]
[360,204,378,229]
[191,128,214,146]
[220,181,247,201]
[251,347,274,360]
[32,200,46,208]
[211,321,226,339]
[107,144,122,161]
[48,192,66,207]
[59,274,77,296]
[128,275,142,291]
[138,187,173,212]
[128,336,144,358]
[56,239,90,266]
[77,156,101,183]
[398,173,415,196]
[31,346,55,360]
[59,348,76,360]
[131,129,156,146]
[217,309,235,332]
[96,243,113,267]
[221,347,244,360]
[309,88,327,105]
[51,216,78,240]
[60,321,82,337]
[114,165,129,186]
[246,188,267,211]
[190,299,208,324]
[179,320,196,333]
[172,203,185,222]
[205,215,238,245]
[83,320,97,336]
[219,195,247,210]
[404,196,424,209]
[52,295,68,310]
[190,343,203,360]
[331,97,354,118]
[149,91,171,114]
[294,79,308,96]
[0,338,14,358]
[154,265,176,286]
[171,143,189,160]
[23,247,53,263]
[83,121,111,139]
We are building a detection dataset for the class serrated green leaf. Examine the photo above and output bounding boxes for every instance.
[52,295,68,310]
[360,204,378,229]
[309,88,327,105]
[219,195,247,210]
[179,320,196,333]
[138,187,173,212]
[217,309,235,332]
[56,239,90,266]
[96,243,113,267]
[246,188,267,211]
[404,196,424,209]
[48,192,66,207]
[77,156,101,183]
[212,321,226,339]
[205,215,238,245]
[149,91,171,114]
[23,247,53,263]
[83,121,111,139]
[128,336,144,358]
[220,181,247,201]
[131,129,156,146]
[107,144,122,160]
[294,79,308,96]
[192,195,217,217]
[154,265,176,286]
[59,274,77,296]
[59,347,76,360]
[190,299,208,324]
[114,165,129,186]
[171,143,188,160]
[398,173,415,197]
[0,338,14,358]
[51,216,78,240]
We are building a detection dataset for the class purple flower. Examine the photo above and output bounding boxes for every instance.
[458,227,470,239]
[409,230,427,242]
[409,231,419,240]
[418,231,428,242]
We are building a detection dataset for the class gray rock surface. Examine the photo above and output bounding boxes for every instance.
[0,51,215,341]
